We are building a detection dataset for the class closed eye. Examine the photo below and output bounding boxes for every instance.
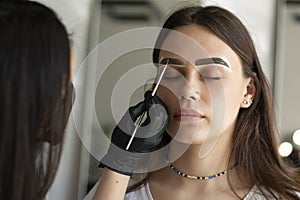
[201,76,222,80]
[163,66,184,80]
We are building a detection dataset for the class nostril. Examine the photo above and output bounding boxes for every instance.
[189,96,197,101]
[179,94,199,101]
[178,82,201,102]
[179,95,184,101]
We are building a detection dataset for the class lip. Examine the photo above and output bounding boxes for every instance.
[174,109,204,122]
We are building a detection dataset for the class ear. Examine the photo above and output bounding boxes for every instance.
[240,77,255,108]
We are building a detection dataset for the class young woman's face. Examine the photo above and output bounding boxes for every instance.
[156,25,252,147]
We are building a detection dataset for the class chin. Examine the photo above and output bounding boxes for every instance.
[166,125,209,145]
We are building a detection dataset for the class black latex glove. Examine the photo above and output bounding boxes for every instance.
[99,91,169,175]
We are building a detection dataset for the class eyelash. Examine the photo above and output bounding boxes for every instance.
[162,75,181,80]
[201,76,222,80]
[160,65,223,81]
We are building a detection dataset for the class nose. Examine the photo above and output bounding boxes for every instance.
[178,71,201,102]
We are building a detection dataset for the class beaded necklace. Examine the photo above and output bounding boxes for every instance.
[168,163,228,180]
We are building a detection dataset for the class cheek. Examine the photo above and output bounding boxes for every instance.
[226,78,245,106]
[224,89,240,117]
[156,86,178,137]
[157,85,178,111]
[222,80,245,125]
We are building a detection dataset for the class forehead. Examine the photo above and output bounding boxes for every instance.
[159,25,242,70]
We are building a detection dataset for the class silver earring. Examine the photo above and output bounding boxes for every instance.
[242,100,253,105]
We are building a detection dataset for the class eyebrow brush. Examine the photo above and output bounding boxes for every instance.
[125,60,169,150]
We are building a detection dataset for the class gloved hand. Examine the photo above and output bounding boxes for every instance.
[99,91,169,175]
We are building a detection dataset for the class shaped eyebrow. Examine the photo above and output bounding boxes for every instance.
[159,57,231,71]
[160,57,184,65]
[195,57,230,68]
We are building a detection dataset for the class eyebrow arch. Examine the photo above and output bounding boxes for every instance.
[195,57,230,68]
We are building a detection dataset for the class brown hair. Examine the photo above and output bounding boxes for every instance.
[129,5,300,199]
[0,1,72,200]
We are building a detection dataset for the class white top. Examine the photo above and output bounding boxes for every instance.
[84,181,300,200]
[124,182,267,200]
[125,182,299,200]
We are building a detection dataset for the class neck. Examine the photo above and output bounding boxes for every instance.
[149,131,251,197]
[168,133,233,177]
